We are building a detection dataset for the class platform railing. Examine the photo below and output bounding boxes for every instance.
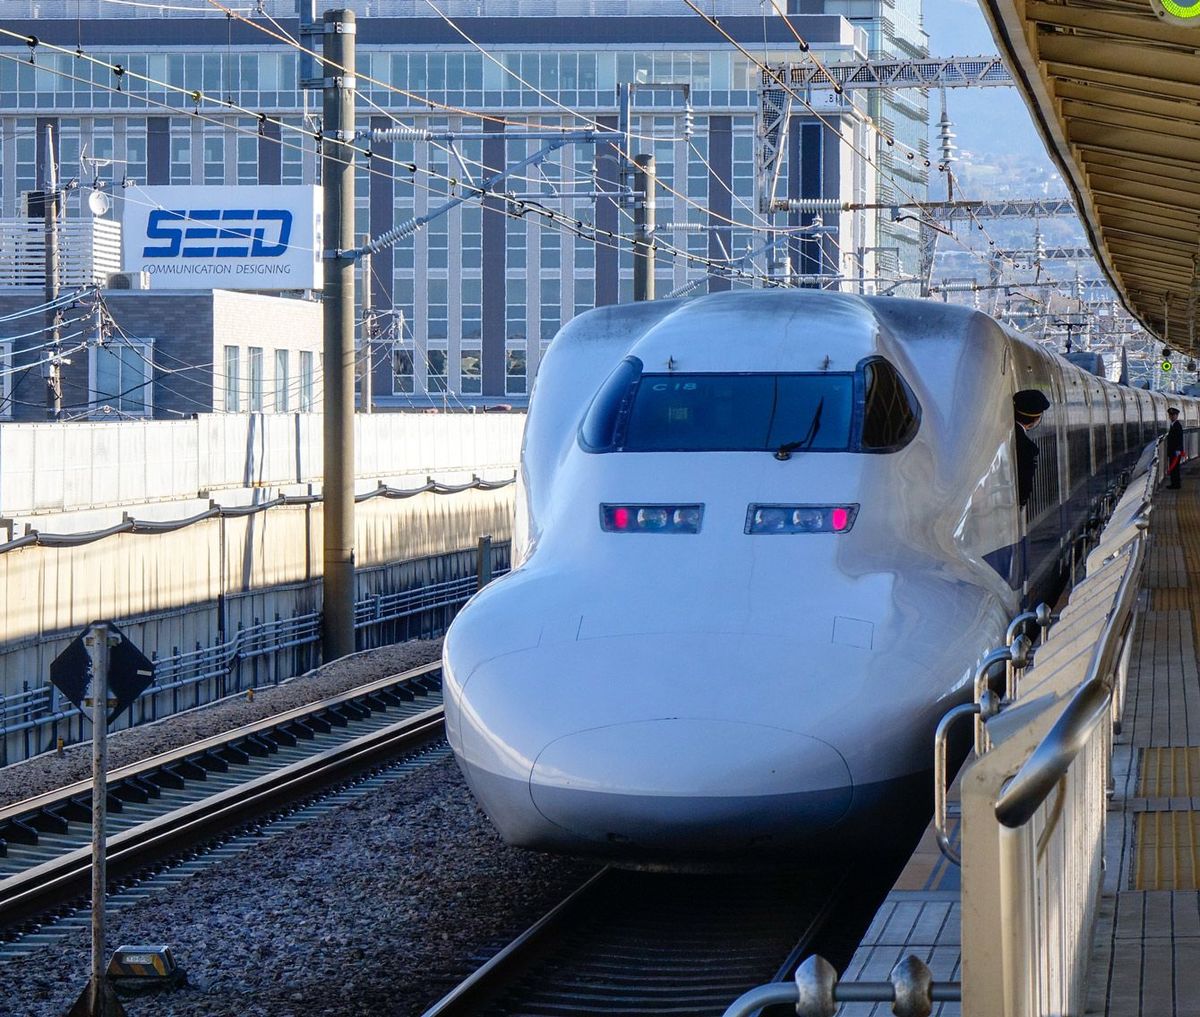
[721,954,960,1017]
[956,443,1156,1016]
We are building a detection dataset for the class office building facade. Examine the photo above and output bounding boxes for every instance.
[0,1,929,408]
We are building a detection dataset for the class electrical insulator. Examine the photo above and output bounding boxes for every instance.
[683,104,695,140]
[938,109,957,169]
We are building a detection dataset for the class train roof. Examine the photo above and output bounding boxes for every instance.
[556,289,996,374]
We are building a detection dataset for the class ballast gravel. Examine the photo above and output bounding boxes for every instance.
[0,640,601,1015]
[0,639,444,809]
[0,757,598,1017]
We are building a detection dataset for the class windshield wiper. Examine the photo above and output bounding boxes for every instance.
[774,397,824,461]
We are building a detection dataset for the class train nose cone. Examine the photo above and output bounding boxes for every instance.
[529,719,853,853]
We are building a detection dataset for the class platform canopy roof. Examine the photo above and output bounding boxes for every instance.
[979,0,1200,353]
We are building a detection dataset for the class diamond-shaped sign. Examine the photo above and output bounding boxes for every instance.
[50,622,155,726]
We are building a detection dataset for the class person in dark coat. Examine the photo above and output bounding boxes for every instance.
[1014,389,1050,510]
[1166,407,1184,489]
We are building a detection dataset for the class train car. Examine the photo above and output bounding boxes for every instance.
[442,290,1196,861]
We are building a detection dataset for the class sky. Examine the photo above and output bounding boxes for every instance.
[922,0,1056,173]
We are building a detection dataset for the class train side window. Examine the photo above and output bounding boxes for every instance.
[579,356,642,452]
[860,358,920,450]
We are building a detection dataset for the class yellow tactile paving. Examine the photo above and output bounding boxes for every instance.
[1139,747,1200,797]
[1133,811,1200,890]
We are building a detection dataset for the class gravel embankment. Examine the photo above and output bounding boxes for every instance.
[0,639,600,1015]
[0,640,444,809]
[0,756,599,1017]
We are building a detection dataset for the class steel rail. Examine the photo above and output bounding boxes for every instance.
[420,868,616,1017]
[0,661,442,827]
[420,863,856,1017]
[0,704,445,930]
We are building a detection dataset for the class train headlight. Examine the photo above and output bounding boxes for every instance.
[745,504,859,534]
[601,504,704,533]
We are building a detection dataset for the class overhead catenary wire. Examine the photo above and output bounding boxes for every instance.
[29,9,1062,301]
[679,0,1029,277]
[46,6,1040,292]
[0,50,769,293]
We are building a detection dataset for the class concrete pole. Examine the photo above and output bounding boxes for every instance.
[360,246,373,414]
[321,8,357,661]
[86,622,111,1012]
[632,154,656,302]
[43,124,61,419]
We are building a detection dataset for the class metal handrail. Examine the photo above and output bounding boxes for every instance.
[974,644,1017,753]
[721,954,960,1017]
[994,539,1143,829]
[933,701,981,866]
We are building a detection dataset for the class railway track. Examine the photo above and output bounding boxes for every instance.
[421,863,858,1017]
[0,663,446,949]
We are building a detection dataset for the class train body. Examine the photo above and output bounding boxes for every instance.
[443,290,1197,860]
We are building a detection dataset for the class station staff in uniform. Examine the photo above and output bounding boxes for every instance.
[1014,389,1050,510]
[1167,407,1184,490]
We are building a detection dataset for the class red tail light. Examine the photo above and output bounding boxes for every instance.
[600,504,704,534]
[744,504,859,534]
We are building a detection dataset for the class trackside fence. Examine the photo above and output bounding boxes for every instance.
[0,539,509,765]
[957,442,1159,1015]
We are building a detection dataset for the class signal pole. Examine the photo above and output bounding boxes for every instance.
[321,8,357,660]
[43,125,62,419]
[632,154,656,301]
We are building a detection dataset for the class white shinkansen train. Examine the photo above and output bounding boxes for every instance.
[443,290,1197,860]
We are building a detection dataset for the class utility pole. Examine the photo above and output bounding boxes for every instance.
[43,125,62,420]
[632,154,656,302]
[321,8,357,661]
[359,245,373,414]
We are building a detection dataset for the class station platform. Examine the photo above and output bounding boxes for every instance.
[835,470,1200,1017]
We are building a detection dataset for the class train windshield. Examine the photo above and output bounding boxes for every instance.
[581,359,855,453]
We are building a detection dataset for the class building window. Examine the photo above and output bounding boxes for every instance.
[392,345,414,394]
[274,349,289,412]
[427,348,448,393]
[237,126,257,185]
[460,347,481,395]
[223,345,241,412]
[506,346,527,396]
[91,341,152,417]
[0,342,10,418]
[461,277,482,341]
[170,129,191,184]
[299,350,314,411]
[203,133,224,185]
[428,278,448,342]
[248,346,263,412]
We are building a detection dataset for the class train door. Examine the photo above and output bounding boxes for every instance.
[1088,379,1108,508]
[1023,348,1065,602]
[1123,389,1139,469]
[1062,370,1089,521]
[1109,386,1125,476]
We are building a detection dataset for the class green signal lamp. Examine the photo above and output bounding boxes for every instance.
[1151,0,1200,25]
[1162,360,1174,372]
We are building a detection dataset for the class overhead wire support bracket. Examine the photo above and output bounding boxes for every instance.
[352,132,598,259]
[365,127,604,143]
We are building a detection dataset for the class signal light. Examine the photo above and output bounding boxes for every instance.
[744,504,859,534]
[600,504,703,534]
